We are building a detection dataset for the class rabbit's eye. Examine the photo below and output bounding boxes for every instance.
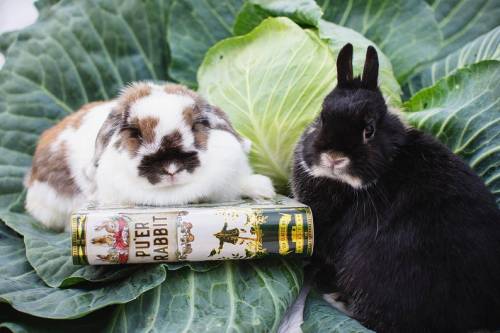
[121,125,141,139]
[363,124,375,140]
[193,118,210,130]
[127,127,142,139]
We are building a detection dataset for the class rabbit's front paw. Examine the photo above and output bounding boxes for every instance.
[241,174,276,199]
[323,292,353,317]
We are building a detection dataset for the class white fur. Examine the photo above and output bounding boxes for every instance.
[95,129,272,206]
[25,102,116,230]
[323,292,353,317]
[305,153,363,189]
[131,88,195,154]
[95,85,274,207]
[25,181,86,231]
[239,174,276,200]
[26,83,275,230]
[60,102,116,196]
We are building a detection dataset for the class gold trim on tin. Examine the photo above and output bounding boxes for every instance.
[278,213,291,255]
[292,214,304,254]
[71,214,88,265]
[71,215,78,259]
[305,208,314,256]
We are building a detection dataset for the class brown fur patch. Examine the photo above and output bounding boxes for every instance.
[28,101,106,193]
[173,85,236,151]
[37,101,105,152]
[162,130,183,149]
[171,83,244,149]
[113,115,158,156]
[29,142,80,195]
[110,83,154,157]
[120,130,142,156]
[119,82,152,110]
[182,105,209,149]
[138,117,159,144]
[182,105,196,126]
[164,84,199,100]
[193,128,209,150]
[164,82,241,142]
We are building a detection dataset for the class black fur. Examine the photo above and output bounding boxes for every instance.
[292,44,500,332]
[138,131,200,184]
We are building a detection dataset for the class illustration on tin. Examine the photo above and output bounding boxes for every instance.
[208,209,267,259]
[90,215,130,264]
[177,221,195,260]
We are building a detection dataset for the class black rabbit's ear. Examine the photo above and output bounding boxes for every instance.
[362,46,379,90]
[336,43,353,87]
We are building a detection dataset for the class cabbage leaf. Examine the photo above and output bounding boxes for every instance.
[406,27,500,95]
[0,221,165,319]
[405,61,500,205]
[198,17,402,192]
[301,291,374,333]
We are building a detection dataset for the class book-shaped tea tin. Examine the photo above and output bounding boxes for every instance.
[71,195,313,265]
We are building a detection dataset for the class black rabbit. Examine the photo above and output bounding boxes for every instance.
[292,43,500,333]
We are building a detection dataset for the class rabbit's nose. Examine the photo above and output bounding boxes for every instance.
[321,152,349,169]
[332,157,348,169]
[165,164,180,176]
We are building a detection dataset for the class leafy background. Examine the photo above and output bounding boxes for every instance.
[0,0,498,332]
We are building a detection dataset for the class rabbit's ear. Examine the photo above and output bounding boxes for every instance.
[336,43,353,87]
[362,46,379,90]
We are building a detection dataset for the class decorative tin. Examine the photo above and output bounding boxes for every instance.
[71,196,314,265]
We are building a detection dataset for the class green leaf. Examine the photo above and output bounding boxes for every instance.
[426,0,500,60]
[0,221,166,319]
[233,0,322,35]
[233,2,278,36]
[302,291,373,333]
[0,211,219,288]
[0,303,114,333]
[0,211,143,288]
[198,17,401,193]
[167,0,244,88]
[198,17,336,193]
[0,31,19,54]
[317,0,442,82]
[104,260,303,333]
[404,61,500,205]
[35,0,63,11]
[406,26,500,95]
[164,262,223,273]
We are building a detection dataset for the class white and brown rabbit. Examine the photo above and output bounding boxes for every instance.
[25,82,275,231]
[292,44,500,332]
